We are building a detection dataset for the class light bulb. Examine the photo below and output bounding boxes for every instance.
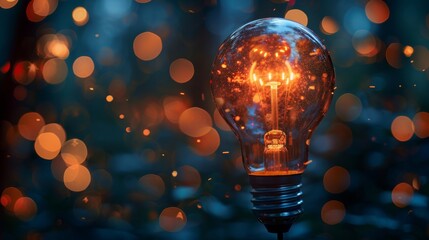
[210,18,335,234]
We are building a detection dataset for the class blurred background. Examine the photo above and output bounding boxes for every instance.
[1,0,429,239]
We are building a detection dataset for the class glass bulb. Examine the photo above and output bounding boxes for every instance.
[210,18,335,234]
[211,18,334,176]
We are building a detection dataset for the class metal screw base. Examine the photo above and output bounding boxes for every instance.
[249,174,303,233]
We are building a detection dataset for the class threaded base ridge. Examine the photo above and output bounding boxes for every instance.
[249,174,303,233]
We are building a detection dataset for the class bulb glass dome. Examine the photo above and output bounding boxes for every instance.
[210,18,335,176]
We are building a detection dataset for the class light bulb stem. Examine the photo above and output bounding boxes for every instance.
[270,84,279,130]
[249,174,303,234]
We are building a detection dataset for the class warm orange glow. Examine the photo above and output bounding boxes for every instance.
[72,6,89,26]
[73,56,95,78]
[32,0,50,17]
[143,129,151,136]
[321,200,346,225]
[392,182,413,208]
[284,9,308,26]
[1,187,23,211]
[13,197,38,221]
[0,0,18,9]
[61,138,88,165]
[42,58,68,84]
[39,123,66,144]
[413,112,429,138]
[34,132,62,160]
[18,112,45,140]
[13,61,37,85]
[386,43,402,69]
[50,155,68,181]
[135,0,151,3]
[133,32,162,61]
[37,34,70,59]
[27,0,57,22]
[391,116,414,142]
[179,107,212,137]
[176,165,201,191]
[159,207,187,232]
[163,96,190,124]
[190,127,220,156]
[63,164,91,192]
[323,166,350,194]
[106,95,114,102]
[352,30,377,56]
[169,58,194,83]
[403,45,414,57]
[320,16,339,35]
[119,114,125,119]
[365,0,390,24]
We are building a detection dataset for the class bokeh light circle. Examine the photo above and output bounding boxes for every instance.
[61,138,88,165]
[392,182,413,208]
[0,0,18,9]
[169,58,194,83]
[335,93,362,122]
[321,200,346,225]
[139,174,165,200]
[18,112,46,140]
[284,9,308,26]
[72,6,89,26]
[176,165,201,192]
[323,166,350,194]
[63,164,91,192]
[39,123,66,144]
[386,43,402,69]
[191,127,220,156]
[13,197,38,221]
[163,96,190,124]
[1,187,23,211]
[34,132,62,160]
[352,30,377,56]
[42,58,68,84]
[73,56,95,78]
[411,46,429,71]
[391,116,414,142]
[159,207,187,232]
[13,61,37,85]
[320,16,339,35]
[413,112,429,138]
[179,107,212,137]
[365,0,390,24]
[133,32,162,61]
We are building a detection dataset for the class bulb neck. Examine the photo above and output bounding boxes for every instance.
[249,174,303,233]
